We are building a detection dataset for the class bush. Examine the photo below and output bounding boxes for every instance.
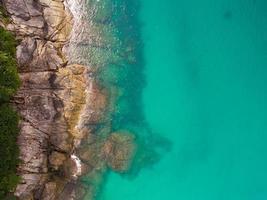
[0,52,20,103]
[0,27,16,57]
[0,19,20,198]
[0,105,20,198]
[0,26,19,103]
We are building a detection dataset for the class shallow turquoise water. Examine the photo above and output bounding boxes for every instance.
[99,0,267,199]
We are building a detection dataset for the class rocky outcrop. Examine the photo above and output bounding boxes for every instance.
[14,64,95,199]
[1,0,78,199]
[1,0,138,199]
[4,0,72,40]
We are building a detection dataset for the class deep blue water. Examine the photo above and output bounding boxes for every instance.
[87,0,267,199]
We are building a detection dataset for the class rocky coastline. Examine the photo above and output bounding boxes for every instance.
[1,0,136,199]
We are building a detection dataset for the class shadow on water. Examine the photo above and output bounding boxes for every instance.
[223,10,232,20]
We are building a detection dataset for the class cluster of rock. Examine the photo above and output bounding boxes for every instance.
[1,0,137,199]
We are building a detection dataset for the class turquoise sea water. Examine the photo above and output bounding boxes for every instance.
[91,0,267,199]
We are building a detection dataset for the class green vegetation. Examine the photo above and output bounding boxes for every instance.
[0,27,16,56]
[0,26,19,103]
[0,5,10,25]
[0,105,20,198]
[0,15,21,198]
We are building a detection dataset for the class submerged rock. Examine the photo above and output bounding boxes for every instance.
[103,131,137,172]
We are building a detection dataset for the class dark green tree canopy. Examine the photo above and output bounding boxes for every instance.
[0,27,20,103]
[0,25,20,198]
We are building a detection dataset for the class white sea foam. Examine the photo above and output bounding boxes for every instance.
[70,154,82,178]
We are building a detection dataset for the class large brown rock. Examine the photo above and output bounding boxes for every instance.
[12,63,102,198]
[41,182,57,200]
[4,0,44,37]
[17,38,66,72]
[17,122,48,174]
[4,0,72,40]
[15,173,49,199]
[49,151,67,171]
[40,0,72,42]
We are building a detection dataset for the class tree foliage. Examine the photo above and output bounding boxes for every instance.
[0,23,20,198]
